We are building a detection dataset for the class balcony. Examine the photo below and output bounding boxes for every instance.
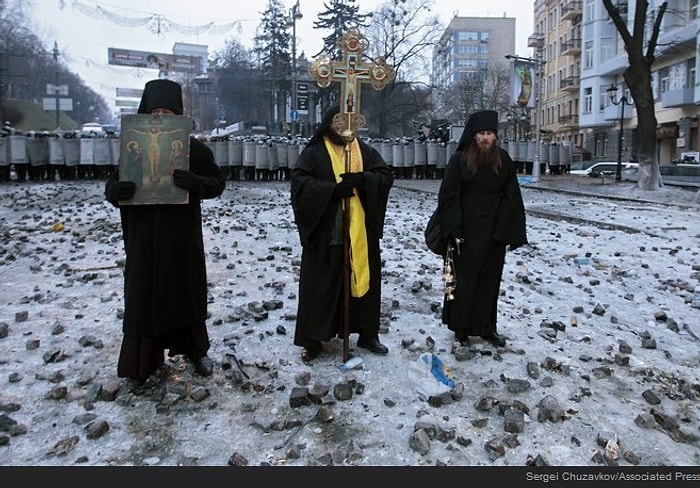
[661,87,696,108]
[560,76,580,92]
[561,39,581,56]
[604,103,633,121]
[528,33,545,49]
[559,114,579,127]
[561,1,582,21]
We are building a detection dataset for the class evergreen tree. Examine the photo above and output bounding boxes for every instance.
[313,0,370,59]
[253,0,292,129]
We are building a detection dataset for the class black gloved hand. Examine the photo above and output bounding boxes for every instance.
[332,181,355,199]
[106,181,136,202]
[340,172,365,189]
[172,169,200,192]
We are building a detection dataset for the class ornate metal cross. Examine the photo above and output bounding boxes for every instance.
[308,27,395,134]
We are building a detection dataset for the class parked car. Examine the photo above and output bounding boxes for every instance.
[570,161,639,177]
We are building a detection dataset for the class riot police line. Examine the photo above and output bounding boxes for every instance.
[0,125,575,184]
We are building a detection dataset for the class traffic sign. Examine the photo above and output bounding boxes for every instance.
[290,110,299,121]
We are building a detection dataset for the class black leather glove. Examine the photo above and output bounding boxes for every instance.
[172,169,200,192]
[340,172,365,189]
[106,181,136,202]
[332,181,355,199]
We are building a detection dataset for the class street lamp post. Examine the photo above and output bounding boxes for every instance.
[288,1,303,135]
[53,41,60,130]
[606,84,629,182]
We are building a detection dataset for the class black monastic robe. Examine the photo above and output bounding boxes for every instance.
[290,139,393,348]
[438,147,527,339]
[105,137,225,377]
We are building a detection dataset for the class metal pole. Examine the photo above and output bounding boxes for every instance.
[53,42,60,130]
[531,52,542,183]
[289,1,302,136]
[615,99,625,182]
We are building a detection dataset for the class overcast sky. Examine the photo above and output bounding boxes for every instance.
[27,0,533,110]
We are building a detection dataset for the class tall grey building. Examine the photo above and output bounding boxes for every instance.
[432,16,516,124]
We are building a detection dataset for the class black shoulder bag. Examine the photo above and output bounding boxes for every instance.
[424,202,446,256]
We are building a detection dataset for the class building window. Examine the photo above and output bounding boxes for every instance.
[584,40,593,69]
[457,31,479,41]
[584,87,592,113]
[659,67,670,93]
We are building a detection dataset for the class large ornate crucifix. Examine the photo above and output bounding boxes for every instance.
[308,27,395,136]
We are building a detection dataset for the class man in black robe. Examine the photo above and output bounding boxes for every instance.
[290,106,394,362]
[105,79,225,381]
[438,110,527,348]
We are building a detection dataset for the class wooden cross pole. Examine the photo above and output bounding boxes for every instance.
[308,27,395,362]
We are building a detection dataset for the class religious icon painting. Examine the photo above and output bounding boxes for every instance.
[119,113,191,205]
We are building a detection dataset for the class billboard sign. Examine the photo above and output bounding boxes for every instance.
[116,87,143,98]
[509,59,536,109]
[107,48,202,75]
[42,98,73,111]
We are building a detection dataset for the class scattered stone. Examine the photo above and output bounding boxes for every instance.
[332,382,353,401]
[409,428,431,455]
[227,452,249,466]
[641,389,662,405]
[536,395,565,423]
[85,419,109,439]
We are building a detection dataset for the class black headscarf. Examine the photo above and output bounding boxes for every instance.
[137,79,184,115]
[456,109,499,152]
[306,104,342,146]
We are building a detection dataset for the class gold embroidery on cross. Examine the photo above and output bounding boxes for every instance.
[308,27,395,134]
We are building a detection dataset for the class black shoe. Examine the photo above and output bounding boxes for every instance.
[483,333,506,347]
[357,336,388,354]
[194,355,214,376]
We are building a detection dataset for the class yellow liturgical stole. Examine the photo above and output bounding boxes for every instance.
[324,136,370,297]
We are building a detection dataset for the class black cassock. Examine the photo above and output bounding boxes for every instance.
[105,137,225,378]
[290,139,393,348]
[438,147,527,339]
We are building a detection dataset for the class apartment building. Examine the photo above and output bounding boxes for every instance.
[432,16,516,123]
[534,0,698,165]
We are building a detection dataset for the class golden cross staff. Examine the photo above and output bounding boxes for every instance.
[308,27,395,362]
[308,27,395,138]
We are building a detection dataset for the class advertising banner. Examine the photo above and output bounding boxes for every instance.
[509,59,536,109]
[108,48,202,75]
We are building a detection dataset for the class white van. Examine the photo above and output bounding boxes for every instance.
[80,123,105,137]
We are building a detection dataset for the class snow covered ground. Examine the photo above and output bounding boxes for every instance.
[0,176,698,467]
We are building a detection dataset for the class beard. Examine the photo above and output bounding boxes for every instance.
[466,138,501,174]
[326,130,346,146]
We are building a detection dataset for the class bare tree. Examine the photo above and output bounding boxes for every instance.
[602,0,667,190]
[209,39,267,128]
[361,0,443,137]
[441,65,511,126]
[1,0,111,127]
